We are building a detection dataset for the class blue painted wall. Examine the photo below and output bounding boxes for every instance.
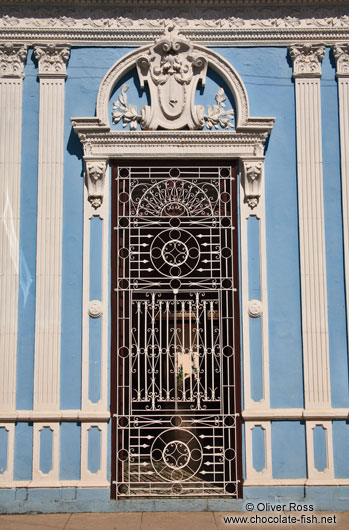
[271,421,306,479]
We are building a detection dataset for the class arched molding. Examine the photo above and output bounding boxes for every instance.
[96,43,253,129]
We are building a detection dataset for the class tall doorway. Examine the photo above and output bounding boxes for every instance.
[111,160,242,498]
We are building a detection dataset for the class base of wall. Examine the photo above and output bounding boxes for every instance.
[0,486,349,514]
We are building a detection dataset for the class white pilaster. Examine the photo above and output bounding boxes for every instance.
[245,421,272,482]
[33,44,70,410]
[290,44,331,409]
[240,158,270,409]
[333,44,349,372]
[0,43,27,411]
[82,159,109,411]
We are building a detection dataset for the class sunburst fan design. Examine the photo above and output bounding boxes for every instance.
[135,178,218,217]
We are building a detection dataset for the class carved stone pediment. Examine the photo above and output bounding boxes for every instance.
[111,29,235,131]
[136,29,207,130]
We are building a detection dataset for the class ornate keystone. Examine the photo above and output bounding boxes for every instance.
[34,44,70,77]
[241,160,263,209]
[333,44,349,77]
[85,160,107,209]
[289,44,325,78]
[0,43,27,78]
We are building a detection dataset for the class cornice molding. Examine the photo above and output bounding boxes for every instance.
[0,42,27,78]
[1,6,349,45]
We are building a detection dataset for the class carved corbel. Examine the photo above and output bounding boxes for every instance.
[333,44,349,77]
[34,43,70,77]
[240,159,263,210]
[85,160,107,210]
[289,44,325,78]
[0,43,27,78]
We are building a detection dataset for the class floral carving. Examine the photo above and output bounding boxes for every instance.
[0,43,27,77]
[204,88,235,129]
[34,44,70,76]
[85,160,107,209]
[289,44,325,77]
[333,44,349,76]
[112,83,234,131]
[88,300,103,318]
[112,85,141,130]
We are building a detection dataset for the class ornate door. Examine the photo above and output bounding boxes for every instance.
[111,160,242,498]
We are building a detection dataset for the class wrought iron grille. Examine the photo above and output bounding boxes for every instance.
[111,162,241,498]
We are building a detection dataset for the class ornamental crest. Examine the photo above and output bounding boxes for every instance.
[112,29,235,131]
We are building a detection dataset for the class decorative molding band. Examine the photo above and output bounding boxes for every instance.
[333,45,349,365]
[244,478,349,486]
[1,7,349,45]
[290,44,331,409]
[0,411,111,422]
[34,43,70,78]
[33,45,69,411]
[71,130,273,160]
[0,44,27,411]
[289,44,326,78]
[0,42,26,77]
[243,408,349,420]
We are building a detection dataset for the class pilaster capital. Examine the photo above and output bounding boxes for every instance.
[289,44,325,78]
[34,43,70,78]
[333,44,349,77]
[85,159,108,210]
[0,43,27,78]
[240,158,264,210]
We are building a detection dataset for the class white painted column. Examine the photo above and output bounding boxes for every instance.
[289,44,331,410]
[33,44,70,411]
[0,44,27,411]
[333,44,349,366]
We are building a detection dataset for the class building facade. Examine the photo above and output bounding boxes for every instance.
[0,0,349,513]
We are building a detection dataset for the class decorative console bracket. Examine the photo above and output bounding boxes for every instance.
[240,159,264,210]
[85,160,107,210]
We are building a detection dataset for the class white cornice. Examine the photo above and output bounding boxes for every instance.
[1,4,349,45]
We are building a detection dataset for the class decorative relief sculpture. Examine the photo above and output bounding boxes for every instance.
[111,30,234,131]
[333,44,349,76]
[0,43,27,77]
[289,44,325,77]
[1,5,349,33]
[241,160,263,209]
[88,300,103,318]
[34,44,70,76]
[248,300,263,318]
[85,160,107,209]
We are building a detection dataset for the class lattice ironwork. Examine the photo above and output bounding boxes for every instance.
[111,162,241,498]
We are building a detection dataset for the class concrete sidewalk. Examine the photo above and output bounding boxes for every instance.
[0,512,348,530]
